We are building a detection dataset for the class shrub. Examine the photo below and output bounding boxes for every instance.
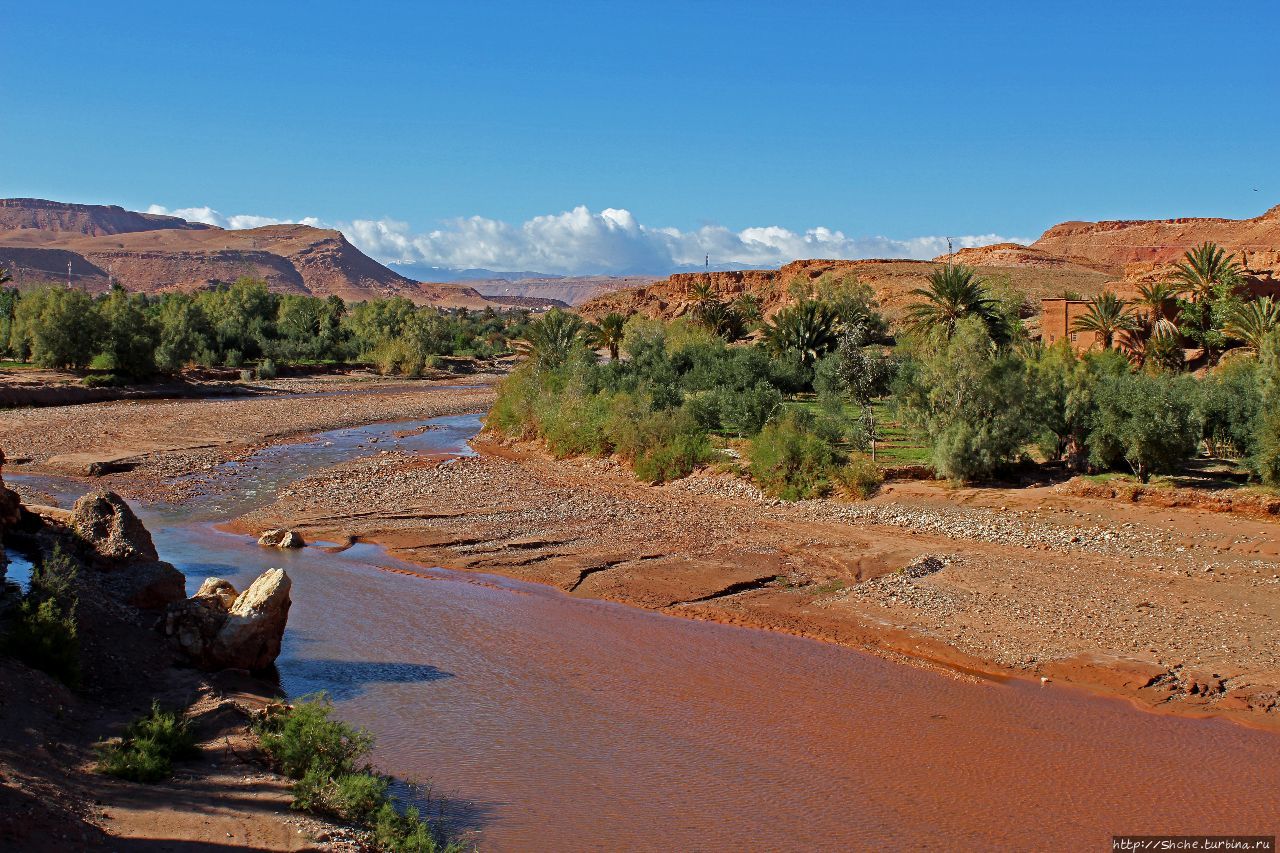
[255,358,278,380]
[96,702,199,783]
[3,545,80,686]
[255,695,458,851]
[536,388,614,458]
[609,403,713,483]
[375,802,461,853]
[747,409,847,500]
[257,693,374,782]
[82,373,128,388]
[832,453,883,500]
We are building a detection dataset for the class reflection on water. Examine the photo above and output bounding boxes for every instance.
[1,546,35,596]
[8,411,1280,850]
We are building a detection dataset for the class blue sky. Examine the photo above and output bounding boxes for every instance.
[3,2,1277,274]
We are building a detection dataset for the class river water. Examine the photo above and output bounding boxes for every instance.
[6,413,1280,850]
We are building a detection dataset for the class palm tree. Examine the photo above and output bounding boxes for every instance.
[1132,281,1182,340]
[732,293,762,326]
[689,278,716,301]
[1171,241,1242,302]
[905,264,1003,339]
[1071,291,1138,350]
[1223,297,1280,353]
[762,300,839,365]
[520,308,584,369]
[587,312,626,361]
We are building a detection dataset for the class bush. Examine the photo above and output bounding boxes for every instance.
[375,802,461,853]
[832,453,883,500]
[610,403,712,483]
[96,702,199,783]
[257,693,374,782]
[82,373,129,388]
[255,358,278,380]
[747,410,847,500]
[3,545,80,686]
[255,695,457,851]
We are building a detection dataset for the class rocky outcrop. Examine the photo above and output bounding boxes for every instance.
[1030,203,1280,280]
[578,258,1114,323]
[0,198,213,237]
[258,529,305,549]
[70,491,158,564]
[0,197,505,307]
[164,569,292,672]
[68,491,184,609]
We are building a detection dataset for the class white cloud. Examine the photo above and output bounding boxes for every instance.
[146,204,322,230]
[148,202,1027,275]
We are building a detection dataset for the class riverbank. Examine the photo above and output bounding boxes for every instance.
[234,431,1280,728]
[4,377,1279,847]
[0,374,502,850]
[4,373,1278,729]
[0,372,501,502]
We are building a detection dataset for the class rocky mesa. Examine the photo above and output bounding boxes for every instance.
[0,198,497,307]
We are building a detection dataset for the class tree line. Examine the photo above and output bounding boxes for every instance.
[493,244,1280,496]
[0,276,528,378]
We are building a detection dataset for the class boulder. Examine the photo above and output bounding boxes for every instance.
[258,529,305,549]
[68,490,184,609]
[194,577,238,609]
[69,491,158,564]
[164,569,291,672]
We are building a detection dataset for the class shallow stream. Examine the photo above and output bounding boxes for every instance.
[6,412,1280,850]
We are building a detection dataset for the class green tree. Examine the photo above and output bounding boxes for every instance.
[1223,297,1280,354]
[520,308,585,370]
[1170,242,1243,363]
[0,286,18,358]
[1071,291,1138,350]
[587,312,626,360]
[831,324,896,460]
[1253,332,1280,485]
[1171,241,1242,302]
[98,284,158,376]
[154,295,214,370]
[905,264,1005,341]
[897,317,1035,481]
[1197,357,1261,459]
[1087,372,1201,482]
[12,285,101,369]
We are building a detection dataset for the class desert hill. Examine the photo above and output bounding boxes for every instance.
[582,204,1280,323]
[0,199,498,307]
[1030,204,1280,284]
[0,197,213,237]
[578,258,1115,323]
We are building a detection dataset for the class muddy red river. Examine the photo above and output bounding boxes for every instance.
[18,414,1280,849]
